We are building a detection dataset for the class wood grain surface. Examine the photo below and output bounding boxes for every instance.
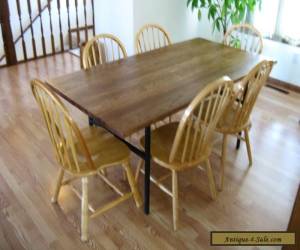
[47,38,265,137]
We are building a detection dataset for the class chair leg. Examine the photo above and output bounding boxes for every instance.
[81,177,89,242]
[220,134,227,191]
[135,159,144,182]
[51,168,64,203]
[123,161,142,208]
[172,170,179,231]
[244,128,253,167]
[88,116,94,126]
[236,132,242,150]
[205,159,217,200]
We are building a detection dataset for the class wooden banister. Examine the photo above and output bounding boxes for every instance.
[0,0,52,64]
[0,0,95,66]
[14,1,52,50]
[0,0,17,65]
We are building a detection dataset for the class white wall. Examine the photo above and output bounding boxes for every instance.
[133,0,220,44]
[252,0,280,38]
[94,0,221,56]
[94,0,135,55]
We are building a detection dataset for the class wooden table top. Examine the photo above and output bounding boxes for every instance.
[47,38,264,137]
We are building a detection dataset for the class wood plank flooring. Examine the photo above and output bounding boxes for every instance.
[0,53,299,250]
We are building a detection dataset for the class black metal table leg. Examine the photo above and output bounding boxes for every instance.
[93,119,152,214]
[236,132,242,149]
[88,116,94,126]
[236,83,248,150]
[144,126,151,214]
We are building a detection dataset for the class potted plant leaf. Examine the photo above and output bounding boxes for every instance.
[187,0,261,36]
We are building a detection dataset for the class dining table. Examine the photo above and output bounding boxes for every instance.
[46,37,264,215]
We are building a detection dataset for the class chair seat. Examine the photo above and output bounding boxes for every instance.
[140,122,210,171]
[70,126,130,176]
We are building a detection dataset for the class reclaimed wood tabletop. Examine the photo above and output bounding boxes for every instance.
[47,38,264,138]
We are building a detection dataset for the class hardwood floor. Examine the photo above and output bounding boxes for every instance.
[0,53,299,250]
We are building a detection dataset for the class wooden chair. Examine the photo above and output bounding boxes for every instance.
[224,23,264,148]
[224,23,263,54]
[217,60,275,190]
[31,79,142,242]
[82,34,127,69]
[135,24,171,54]
[135,77,234,230]
[135,24,173,126]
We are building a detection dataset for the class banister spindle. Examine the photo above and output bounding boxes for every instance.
[15,0,27,61]
[56,0,64,51]
[0,0,17,65]
[74,0,80,47]
[83,0,88,42]
[26,0,37,58]
[47,0,55,54]
[91,0,95,36]
[66,0,72,49]
[37,0,47,56]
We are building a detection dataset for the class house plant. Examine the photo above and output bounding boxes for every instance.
[187,0,261,35]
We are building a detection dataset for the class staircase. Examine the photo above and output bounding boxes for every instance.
[0,0,95,67]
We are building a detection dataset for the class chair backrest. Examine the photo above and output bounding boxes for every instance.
[82,34,127,69]
[222,60,275,131]
[224,23,263,54]
[135,24,171,54]
[31,79,95,174]
[169,77,234,165]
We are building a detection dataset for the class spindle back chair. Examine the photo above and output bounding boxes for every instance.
[169,77,233,166]
[135,24,173,125]
[224,23,263,54]
[135,24,171,54]
[82,34,127,69]
[31,79,94,174]
[222,60,275,133]
[218,60,275,189]
[135,77,234,230]
[31,79,142,242]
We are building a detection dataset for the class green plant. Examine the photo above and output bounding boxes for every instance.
[187,0,261,35]
[229,35,241,48]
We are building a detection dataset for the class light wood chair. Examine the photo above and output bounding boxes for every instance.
[135,24,171,54]
[217,60,275,190]
[82,33,127,69]
[224,23,264,149]
[31,79,142,242]
[135,77,234,230]
[135,24,173,126]
[224,23,263,54]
